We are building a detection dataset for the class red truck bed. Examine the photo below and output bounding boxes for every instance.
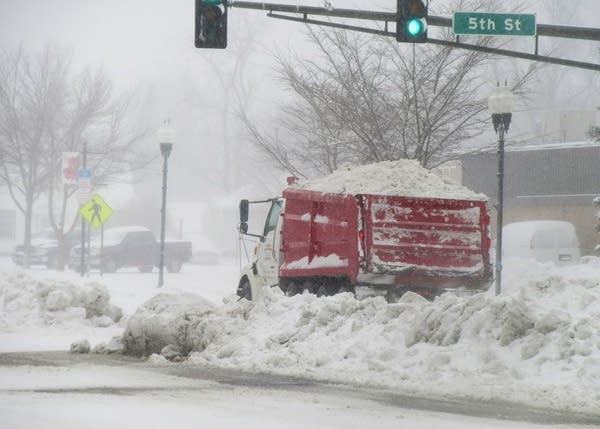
[280,188,491,291]
[362,194,491,289]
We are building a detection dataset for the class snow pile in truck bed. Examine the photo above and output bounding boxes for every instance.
[122,259,600,414]
[295,160,487,200]
[0,271,122,330]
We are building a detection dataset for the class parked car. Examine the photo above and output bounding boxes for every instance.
[502,221,581,264]
[12,228,81,269]
[69,226,192,273]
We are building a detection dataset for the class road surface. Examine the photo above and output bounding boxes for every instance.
[0,351,597,428]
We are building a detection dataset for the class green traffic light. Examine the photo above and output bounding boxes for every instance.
[407,18,425,37]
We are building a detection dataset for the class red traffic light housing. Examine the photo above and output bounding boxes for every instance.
[397,0,428,43]
[195,0,228,49]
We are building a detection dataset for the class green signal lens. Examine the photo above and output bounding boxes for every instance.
[407,18,425,37]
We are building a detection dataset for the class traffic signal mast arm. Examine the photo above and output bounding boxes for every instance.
[228,1,600,42]
[225,1,600,72]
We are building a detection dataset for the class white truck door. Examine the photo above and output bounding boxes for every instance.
[256,199,283,288]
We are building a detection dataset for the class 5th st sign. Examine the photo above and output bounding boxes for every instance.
[453,12,536,37]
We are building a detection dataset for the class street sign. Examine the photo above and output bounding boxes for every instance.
[80,194,113,228]
[453,12,536,36]
[78,168,92,178]
[78,187,93,205]
[77,168,93,204]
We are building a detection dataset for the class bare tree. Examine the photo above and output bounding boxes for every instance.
[179,15,264,194]
[0,45,149,268]
[0,46,64,266]
[242,2,537,176]
[589,126,600,142]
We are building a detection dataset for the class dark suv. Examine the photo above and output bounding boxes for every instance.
[12,228,81,269]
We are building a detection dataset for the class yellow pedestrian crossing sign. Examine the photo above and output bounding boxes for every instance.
[80,194,113,228]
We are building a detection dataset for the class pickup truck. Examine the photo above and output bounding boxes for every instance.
[236,161,492,302]
[70,226,192,273]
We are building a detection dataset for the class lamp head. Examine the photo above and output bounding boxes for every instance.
[157,122,175,158]
[160,142,173,158]
[488,86,516,115]
[489,85,516,133]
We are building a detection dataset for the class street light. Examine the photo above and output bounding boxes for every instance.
[157,123,175,288]
[488,85,516,296]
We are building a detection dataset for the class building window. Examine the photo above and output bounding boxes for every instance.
[0,210,16,240]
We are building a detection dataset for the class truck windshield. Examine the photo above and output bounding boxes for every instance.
[264,200,283,235]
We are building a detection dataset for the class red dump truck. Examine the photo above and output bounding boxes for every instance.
[237,186,492,302]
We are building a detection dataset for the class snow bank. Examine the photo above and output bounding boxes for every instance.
[122,292,214,356]
[0,272,122,330]
[122,259,600,413]
[295,160,487,200]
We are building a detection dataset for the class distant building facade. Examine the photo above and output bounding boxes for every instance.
[459,142,600,255]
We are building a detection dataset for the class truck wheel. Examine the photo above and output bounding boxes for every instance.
[285,281,302,297]
[102,257,117,273]
[386,287,408,303]
[138,265,153,273]
[237,279,252,300]
[166,259,182,273]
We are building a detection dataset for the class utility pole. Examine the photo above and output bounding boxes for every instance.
[80,141,87,277]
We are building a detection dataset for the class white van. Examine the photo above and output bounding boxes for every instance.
[502,221,581,264]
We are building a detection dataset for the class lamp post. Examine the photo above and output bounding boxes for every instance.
[488,85,516,296]
[157,123,175,288]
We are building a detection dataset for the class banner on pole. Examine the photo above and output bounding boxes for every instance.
[62,152,80,186]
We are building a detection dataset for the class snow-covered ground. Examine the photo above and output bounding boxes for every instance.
[1,256,600,418]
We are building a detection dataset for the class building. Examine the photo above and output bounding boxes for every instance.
[460,141,600,255]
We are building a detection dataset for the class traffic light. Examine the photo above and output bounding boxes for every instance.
[195,0,227,49]
[396,0,428,43]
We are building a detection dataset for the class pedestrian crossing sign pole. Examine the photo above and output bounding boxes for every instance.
[80,194,113,228]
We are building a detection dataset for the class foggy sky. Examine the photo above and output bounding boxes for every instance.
[0,0,598,202]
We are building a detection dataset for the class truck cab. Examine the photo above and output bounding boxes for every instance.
[237,198,284,300]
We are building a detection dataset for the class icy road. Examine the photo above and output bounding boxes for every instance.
[0,351,596,428]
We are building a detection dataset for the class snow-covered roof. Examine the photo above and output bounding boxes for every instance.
[508,140,599,152]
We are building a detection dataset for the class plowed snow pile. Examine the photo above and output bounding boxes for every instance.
[0,272,122,330]
[294,160,487,200]
[122,292,214,356]
[122,259,600,413]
